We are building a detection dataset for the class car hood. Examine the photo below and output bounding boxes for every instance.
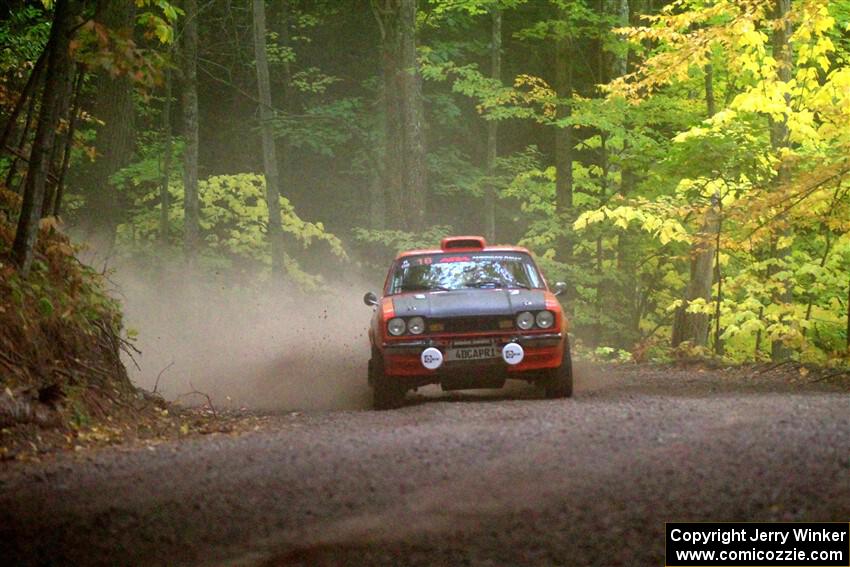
[391,289,547,319]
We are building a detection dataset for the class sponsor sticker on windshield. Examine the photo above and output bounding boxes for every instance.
[401,254,526,268]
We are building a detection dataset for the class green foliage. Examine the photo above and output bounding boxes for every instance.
[0,198,124,344]
[573,0,850,362]
[0,5,49,73]
[135,0,183,44]
[269,97,362,156]
[586,345,633,363]
[10,0,845,367]
[117,172,347,290]
[354,225,455,255]
[427,0,527,18]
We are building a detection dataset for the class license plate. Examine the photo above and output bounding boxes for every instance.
[445,345,499,362]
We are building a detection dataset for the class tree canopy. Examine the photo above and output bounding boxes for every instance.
[1,0,849,364]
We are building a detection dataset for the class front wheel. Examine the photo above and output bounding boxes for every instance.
[544,340,573,399]
[370,356,405,410]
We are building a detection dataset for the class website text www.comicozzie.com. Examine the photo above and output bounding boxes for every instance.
[665,523,850,567]
[672,548,844,564]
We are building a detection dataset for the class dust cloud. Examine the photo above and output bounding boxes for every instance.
[113,266,374,411]
[571,361,618,394]
[111,264,610,411]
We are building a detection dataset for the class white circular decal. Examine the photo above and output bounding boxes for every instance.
[421,347,444,370]
[502,343,524,365]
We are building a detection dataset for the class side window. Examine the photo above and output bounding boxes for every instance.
[523,259,542,288]
[504,261,526,284]
[389,263,403,294]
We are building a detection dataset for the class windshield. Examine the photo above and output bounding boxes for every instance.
[388,252,544,294]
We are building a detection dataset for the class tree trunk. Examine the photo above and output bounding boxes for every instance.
[252,0,285,274]
[82,0,136,263]
[276,3,312,250]
[483,7,500,242]
[369,165,386,231]
[590,0,611,344]
[671,204,719,349]
[803,227,833,336]
[4,71,41,192]
[671,63,719,349]
[373,0,404,227]
[399,0,427,231]
[846,275,850,352]
[768,0,793,361]
[608,0,629,77]
[12,0,77,276]
[182,0,200,263]
[593,234,603,346]
[592,129,612,347]
[553,6,573,226]
[160,62,173,245]
[51,66,85,217]
[612,0,638,345]
[754,306,765,358]
[704,62,716,117]
[553,2,575,317]
[43,61,76,215]
[712,208,724,355]
[0,48,46,155]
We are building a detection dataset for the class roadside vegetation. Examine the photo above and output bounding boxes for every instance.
[1,0,849,439]
[0,185,131,426]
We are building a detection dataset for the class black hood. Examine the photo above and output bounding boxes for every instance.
[391,289,546,319]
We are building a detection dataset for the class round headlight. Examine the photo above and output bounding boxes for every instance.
[536,310,555,329]
[516,311,534,330]
[408,316,425,335]
[387,317,406,336]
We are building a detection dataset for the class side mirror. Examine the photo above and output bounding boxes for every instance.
[363,292,378,306]
[552,282,567,297]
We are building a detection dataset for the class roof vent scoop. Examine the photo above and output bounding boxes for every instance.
[440,236,487,251]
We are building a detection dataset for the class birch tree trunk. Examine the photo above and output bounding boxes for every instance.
[253,0,285,275]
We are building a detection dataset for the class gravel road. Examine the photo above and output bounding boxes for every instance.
[1,364,848,566]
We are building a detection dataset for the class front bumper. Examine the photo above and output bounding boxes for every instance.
[380,332,565,378]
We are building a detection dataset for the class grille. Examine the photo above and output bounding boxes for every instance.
[430,316,511,333]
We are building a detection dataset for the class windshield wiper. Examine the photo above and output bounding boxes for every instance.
[465,280,504,289]
[466,280,532,290]
[400,284,450,292]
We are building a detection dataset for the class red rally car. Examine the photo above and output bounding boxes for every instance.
[363,236,572,410]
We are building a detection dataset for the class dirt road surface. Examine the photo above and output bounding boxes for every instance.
[1,364,848,566]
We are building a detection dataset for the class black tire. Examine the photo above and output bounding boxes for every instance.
[370,356,405,410]
[544,339,573,399]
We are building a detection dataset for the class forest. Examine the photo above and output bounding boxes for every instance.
[1,0,849,368]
